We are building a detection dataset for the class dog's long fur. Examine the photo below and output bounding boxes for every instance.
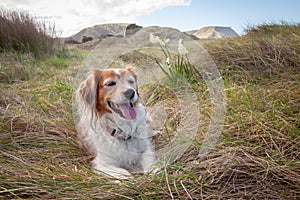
[75,66,154,179]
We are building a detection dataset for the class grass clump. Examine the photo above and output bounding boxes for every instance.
[0,8,61,58]
[155,49,200,87]
[204,22,300,81]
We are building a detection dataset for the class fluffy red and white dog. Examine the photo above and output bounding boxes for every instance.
[75,66,154,179]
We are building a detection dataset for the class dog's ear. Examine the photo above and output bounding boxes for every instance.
[76,69,102,115]
[126,65,137,79]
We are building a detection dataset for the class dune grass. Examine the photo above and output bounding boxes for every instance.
[0,23,299,199]
[0,8,64,58]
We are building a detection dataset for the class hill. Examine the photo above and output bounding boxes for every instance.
[65,24,238,44]
[193,26,239,39]
[65,23,142,43]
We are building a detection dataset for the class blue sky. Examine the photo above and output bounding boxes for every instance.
[2,0,299,36]
[137,0,300,34]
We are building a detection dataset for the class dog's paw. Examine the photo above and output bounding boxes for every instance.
[92,167,133,180]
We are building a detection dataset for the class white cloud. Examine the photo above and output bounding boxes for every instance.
[1,0,191,37]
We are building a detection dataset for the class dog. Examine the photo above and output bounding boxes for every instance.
[75,66,155,179]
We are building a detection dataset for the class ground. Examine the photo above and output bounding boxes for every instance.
[0,24,299,199]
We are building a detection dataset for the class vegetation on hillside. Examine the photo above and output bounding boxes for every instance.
[0,20,299,199]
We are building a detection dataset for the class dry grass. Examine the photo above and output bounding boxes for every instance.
[0,9,61,57]
[204,22,300,81]
[0,23,299,199]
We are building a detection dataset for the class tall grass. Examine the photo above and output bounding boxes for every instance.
[0,8,59,57]
[204,22,300,80]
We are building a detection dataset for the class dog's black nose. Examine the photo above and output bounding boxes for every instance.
[124,89,135,100]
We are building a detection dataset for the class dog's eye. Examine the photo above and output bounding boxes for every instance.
[105,81,116,86]
[128,80,134,84]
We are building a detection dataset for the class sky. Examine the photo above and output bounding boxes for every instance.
[1,0,299,37]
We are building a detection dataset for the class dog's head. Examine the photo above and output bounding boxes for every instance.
[76,66,139,120]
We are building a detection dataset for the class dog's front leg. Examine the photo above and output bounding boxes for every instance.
[141,149,156,174]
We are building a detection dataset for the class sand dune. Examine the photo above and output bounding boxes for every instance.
[193,26,239,39]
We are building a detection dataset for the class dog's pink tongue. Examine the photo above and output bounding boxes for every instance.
[119,103,136,120]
